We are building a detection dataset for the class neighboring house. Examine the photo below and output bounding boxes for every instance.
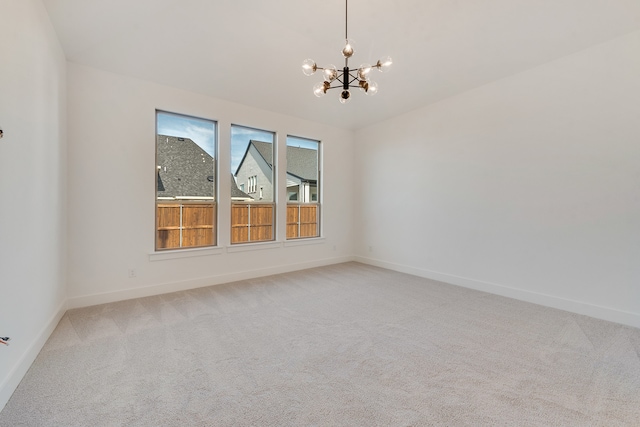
[231,177,254,201]
[235,140,318,203]
[157,134,252,201]
[286,145,319,202]
[234,140,275,202]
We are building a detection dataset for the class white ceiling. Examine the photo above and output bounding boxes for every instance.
[42,0,640,130]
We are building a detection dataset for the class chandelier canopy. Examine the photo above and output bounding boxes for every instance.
[301,0,392,104]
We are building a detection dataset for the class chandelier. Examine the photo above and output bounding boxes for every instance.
[301,0,392,104]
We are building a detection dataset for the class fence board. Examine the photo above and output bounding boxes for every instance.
[157,204,180,228]
[250,205,273,224]
[300,224,317,237]
[286,204,318,239]
[286,224,298,239]
[300,206,316,223]
[157,229,180,249]
[231,203,274,243]
[183,228,213,247]
[250,225,273,242]
[157,204,180,249]
[231,204,249,243]
[183,204,213,226]
[156,202,216,249]
[232,205,249,226]
[231,227,249,243]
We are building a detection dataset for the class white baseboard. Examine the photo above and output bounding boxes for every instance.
[355,256,640,329]
[0,300,67,412]
[67,256,356,309]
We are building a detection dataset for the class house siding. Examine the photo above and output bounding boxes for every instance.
[235,143,274,202]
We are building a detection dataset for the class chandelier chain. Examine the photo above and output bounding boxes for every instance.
[345,0,348,40]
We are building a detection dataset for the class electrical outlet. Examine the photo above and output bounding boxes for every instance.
[128,269,136,278]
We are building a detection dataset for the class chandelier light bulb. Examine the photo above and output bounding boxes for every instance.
[323,65,338,82]
[313,82,329,97]
[365,80,378,96]
[342,40,354,58]
[339,90,351,104]
[302,59,317,76]
[376,56,393,72]
[357,63,372,81]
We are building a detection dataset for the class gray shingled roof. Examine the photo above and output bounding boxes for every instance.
[157,135,214,198]
[231,176,252,200]
[286,146,318,182]
[157,135,252,200]
[250,140,274,167]
[238,140,317,182]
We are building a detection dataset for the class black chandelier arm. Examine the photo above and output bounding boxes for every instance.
[323,69,362,91]
[316,68,362,80]
[332,76,352,90]
[333,79,348,91]
[347,72,360,85]
[317,82,344,91]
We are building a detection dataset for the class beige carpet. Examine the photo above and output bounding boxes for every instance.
[1,262,639,426]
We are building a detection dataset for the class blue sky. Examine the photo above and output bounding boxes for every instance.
[157,111,215,156]
[287,136,319,150]
[157,112,318,174]
[230,125,274,174]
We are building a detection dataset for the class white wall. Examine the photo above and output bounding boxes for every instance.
[355,30,640,328]
[66,63,354,307]
[0,0,68,410]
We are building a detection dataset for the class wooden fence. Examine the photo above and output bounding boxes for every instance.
[156,202,319,249]
[156,202,216,250]
[286,204,319,239]
[231,203,274,243]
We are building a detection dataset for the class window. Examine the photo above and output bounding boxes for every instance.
[247,175,257,193]
[286,136,320,239]
[155,111,217,250]
[231,125,275,243]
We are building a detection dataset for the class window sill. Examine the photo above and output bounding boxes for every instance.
[149,246,224,261]
[284,237,325,247]
[226,241,283,253]
[148,238,324,261]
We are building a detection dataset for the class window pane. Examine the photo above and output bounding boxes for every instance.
[231,125,275,243]
[156,111,217,250]
[286,136,320,239]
